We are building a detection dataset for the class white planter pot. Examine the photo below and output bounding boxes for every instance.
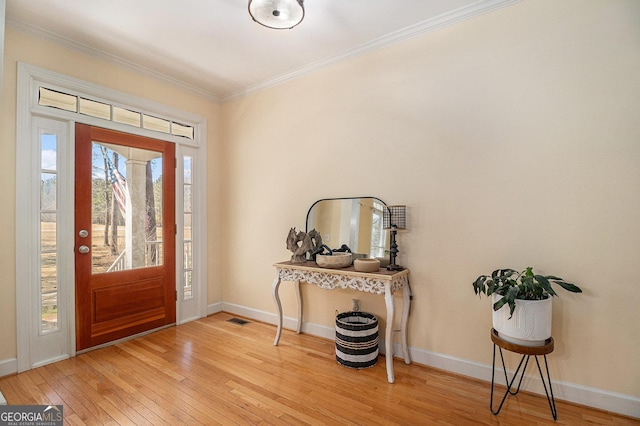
[492,294,552,347]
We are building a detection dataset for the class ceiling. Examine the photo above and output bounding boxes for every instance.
[6,0,518,101]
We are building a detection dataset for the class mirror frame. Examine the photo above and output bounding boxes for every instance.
[305,196,388,259]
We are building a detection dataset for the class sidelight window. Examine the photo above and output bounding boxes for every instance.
[183,155,193,300]
[40,131,59,333]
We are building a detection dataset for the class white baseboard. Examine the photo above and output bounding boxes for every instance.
[215,302,640,420]
[406,344,640,419]
[0,358,17,378]
[207,301,223,316]
[221,301,336,339]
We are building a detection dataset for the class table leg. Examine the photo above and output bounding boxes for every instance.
[401,279,412,364]
[295,280,302,334]
[384,283,395,383]
[272,273,283,346]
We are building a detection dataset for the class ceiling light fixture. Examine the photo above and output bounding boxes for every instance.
[248,0,305,30]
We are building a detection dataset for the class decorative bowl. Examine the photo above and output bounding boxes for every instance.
[316,253,352,269]
[353,258,381,273]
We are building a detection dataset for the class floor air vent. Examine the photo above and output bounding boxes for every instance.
[227,317,250,325]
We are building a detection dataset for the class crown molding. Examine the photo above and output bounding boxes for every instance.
[6,17,222,103]
[222,0,521,101]
[6,0,520,103]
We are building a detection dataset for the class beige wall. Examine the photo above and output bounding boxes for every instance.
[0,28,224,361]
[222,0,640,398]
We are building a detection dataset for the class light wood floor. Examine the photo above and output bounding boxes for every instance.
[0,312,637,425]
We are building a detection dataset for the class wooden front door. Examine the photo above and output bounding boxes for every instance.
[75,124,176,351]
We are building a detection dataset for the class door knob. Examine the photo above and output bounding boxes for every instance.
[78,245,90,254]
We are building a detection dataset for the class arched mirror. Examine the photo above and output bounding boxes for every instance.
[306,197,388,260]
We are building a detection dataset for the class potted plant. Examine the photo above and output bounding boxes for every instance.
[473,267,582,346]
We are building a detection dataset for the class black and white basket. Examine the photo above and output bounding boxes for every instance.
[335,311,379,369]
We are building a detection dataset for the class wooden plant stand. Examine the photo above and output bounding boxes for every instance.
[490,328,557,420]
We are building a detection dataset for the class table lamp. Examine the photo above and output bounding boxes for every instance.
[383,205,406,271]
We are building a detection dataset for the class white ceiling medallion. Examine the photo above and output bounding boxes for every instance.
[248,0,305,30]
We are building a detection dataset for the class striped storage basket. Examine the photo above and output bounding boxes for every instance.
[335,311,379,369]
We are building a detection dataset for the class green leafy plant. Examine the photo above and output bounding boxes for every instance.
[473,267,582,318]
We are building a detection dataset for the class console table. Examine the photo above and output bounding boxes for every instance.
[272,261,412,383]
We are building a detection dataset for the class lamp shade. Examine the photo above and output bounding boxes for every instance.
[248,0,305,30]
[383,205,406,230]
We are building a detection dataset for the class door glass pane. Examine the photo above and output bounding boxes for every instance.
[40,133,58,333]
[172,122,194,139]
[79,98,111,120]
[113,107,141,127]
[143,115,171,133]
[41,251,58,332]
[41,173,57,212]
[91,142,163,273]
[39,87,77,112]
[184,270,192,300]
[40,212,57,253]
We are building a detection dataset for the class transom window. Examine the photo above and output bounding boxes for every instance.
[39,87,194,139]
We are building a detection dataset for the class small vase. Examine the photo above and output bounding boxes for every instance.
[354,258,380,272]
[492,294,552,347]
